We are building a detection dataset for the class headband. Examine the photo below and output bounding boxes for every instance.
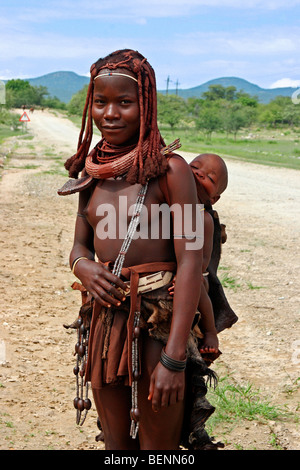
[94,72,138,83]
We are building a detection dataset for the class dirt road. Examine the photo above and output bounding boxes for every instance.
[0,109,299,450]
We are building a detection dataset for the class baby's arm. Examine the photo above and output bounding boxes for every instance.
[198,210,219,352]
[202,210,214,273]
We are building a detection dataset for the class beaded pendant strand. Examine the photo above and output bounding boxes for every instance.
[73,316,91,426]
[101,182,148,438]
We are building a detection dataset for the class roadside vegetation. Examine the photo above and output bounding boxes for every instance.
[206,372,299,450]
[1,79,300,169]
[67,82,300,170]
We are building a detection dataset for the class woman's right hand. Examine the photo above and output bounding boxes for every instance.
[73,259,129,308]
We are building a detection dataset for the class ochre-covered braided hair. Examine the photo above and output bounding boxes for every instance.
[64,49,168,184]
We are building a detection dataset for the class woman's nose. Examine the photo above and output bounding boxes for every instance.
[104,103,120,120]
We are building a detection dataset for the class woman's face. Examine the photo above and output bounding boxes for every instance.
[92,70,140,147]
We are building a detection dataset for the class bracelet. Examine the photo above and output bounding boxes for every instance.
[71,256,88,274]
[160,348,186,372]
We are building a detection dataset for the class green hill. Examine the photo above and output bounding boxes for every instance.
[27,71,89,103]
[13,71,297,104]
[160,77,297,103]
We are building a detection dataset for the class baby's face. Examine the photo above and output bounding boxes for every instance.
[190,154,227,204]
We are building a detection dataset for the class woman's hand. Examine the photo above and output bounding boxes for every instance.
[148,362,185,412]
[74,259,129,308]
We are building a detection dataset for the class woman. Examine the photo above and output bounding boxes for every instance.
[59,49,207,450]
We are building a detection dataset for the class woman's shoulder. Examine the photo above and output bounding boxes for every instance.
[166,153,190,171]
[158,153,196,204]
[165,153,194,185]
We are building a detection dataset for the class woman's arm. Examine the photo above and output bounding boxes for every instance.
[149,156,203,410]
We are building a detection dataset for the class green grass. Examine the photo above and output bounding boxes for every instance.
[204,373,300,449]
[246,281,265,290]
[159,125,300,170]
[0,126,24,145]
[220,272,241,291]
[206,375,291,440]
[67,112,300,169]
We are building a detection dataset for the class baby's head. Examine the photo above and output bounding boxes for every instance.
[190,153,228,205]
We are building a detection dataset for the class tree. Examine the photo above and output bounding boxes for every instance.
[224,86,237,101]
[236,91,258,108]
[5,79,48,107]
[195,103,223,139]
[257,97,286,128]
[222,102,254,139]
[42,96,66,110]
[202,84,227,101]
[264,96,300,127]
[202,84,238,102]
[0,107,20,130]
[186,97,204,118]
[157,93,187,128]
[67,85,88,115]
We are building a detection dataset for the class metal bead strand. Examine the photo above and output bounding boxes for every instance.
[102,183,148,359]
[73,319,91,426]
[130,311,141,439]
[112,183,148,278]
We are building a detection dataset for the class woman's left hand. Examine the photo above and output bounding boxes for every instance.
[148,363,185,412]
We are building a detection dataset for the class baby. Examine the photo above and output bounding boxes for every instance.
[170,153,228,354]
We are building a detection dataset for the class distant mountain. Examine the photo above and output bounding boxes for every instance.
[14,71,297,104]
[28,71,90,103]
[160,76,297,104]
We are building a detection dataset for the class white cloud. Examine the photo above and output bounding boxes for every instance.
[3,0,300,24]
[171,29,299,57]
[270,78,300,88]
[1,1,300,86]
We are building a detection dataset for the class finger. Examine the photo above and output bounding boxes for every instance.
[96,288,123,307]
[102,270,129,292]
[151,385,162,413]
[148,377,154,402]
[90,289,112,308]
[99,278,127,302]
[161,388,170,408]
[91,283,123,308]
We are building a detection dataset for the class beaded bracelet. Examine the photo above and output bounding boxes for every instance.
[71,256,89,274]
[160,348,186,372]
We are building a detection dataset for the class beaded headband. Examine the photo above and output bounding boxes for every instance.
[94,72,138,83]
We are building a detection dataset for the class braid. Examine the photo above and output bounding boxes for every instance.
[64,49,168,183]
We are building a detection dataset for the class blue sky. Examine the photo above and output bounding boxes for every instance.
[1,0,300,90]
